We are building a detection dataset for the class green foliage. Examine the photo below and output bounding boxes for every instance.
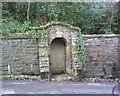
[76,30,86,70]
[36,21,86,72]
[2,15,40,38]
[118,2,120,34]
[2,2,119,34]
[2,18,31,35]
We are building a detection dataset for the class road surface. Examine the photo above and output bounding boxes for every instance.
[1,80,118,94]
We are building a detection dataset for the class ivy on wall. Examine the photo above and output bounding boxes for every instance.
[2,21,86,74]
[76,31,86,71]
[32,22,86,71]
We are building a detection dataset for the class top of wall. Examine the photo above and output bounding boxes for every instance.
[83,34,119,38]
[1,33,32,39]
[32,22,81,32]
[1,34,119,39]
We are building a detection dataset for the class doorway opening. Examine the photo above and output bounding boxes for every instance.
[50,38,66,75]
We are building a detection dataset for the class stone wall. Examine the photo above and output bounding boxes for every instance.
[83,34,119,78]
[1,37,39,75]
[1,34,119,78]
[46,25,79,75]
[118,35,120,78]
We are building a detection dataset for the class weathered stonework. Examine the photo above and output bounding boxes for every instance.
[84,35,119,78]
[47,25,79,75]
[1,24,82,79]
[2,38,39,75]
[1,24,119,79]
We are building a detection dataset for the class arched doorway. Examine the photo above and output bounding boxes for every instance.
[50,38,66,75]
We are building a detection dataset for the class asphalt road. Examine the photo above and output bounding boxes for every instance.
[1,80,118,94]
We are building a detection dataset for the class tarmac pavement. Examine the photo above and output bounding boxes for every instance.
[1,80,119,94]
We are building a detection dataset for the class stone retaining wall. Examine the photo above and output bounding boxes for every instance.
[1,34,119,78]
[83,34,119,78]
[1,38,39,75]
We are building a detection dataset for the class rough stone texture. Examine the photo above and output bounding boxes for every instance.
[47,25,79,75]
[2,38,39,75]
[1,25,119,79]
[118,35,120,77]
[0,37,2,75]
[83,35,119,78]
[38,31,49,73]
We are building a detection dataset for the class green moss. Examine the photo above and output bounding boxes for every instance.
[2,21,86,77]
[0,75,15,79]
[31,21,81,32]
[76,33,86,71]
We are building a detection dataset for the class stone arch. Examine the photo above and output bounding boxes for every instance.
[47,26,73,76]
[37,22,85,79]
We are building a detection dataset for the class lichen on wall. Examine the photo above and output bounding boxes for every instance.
[2,38,39,75]
[84,34,119,78]
[1,22,119,79]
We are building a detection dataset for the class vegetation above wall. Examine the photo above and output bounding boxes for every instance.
[2,20,86,76]
[2,2,119,75]
[2,2,119,34]
[32,21,80,31]
[2,21,80,37]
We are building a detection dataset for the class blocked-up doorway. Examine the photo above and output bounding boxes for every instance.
[50,38,66,75]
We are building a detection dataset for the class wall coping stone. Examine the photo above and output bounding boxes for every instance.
[1,34,119,39]
[83,34,119,38]
[1,33,32,39]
